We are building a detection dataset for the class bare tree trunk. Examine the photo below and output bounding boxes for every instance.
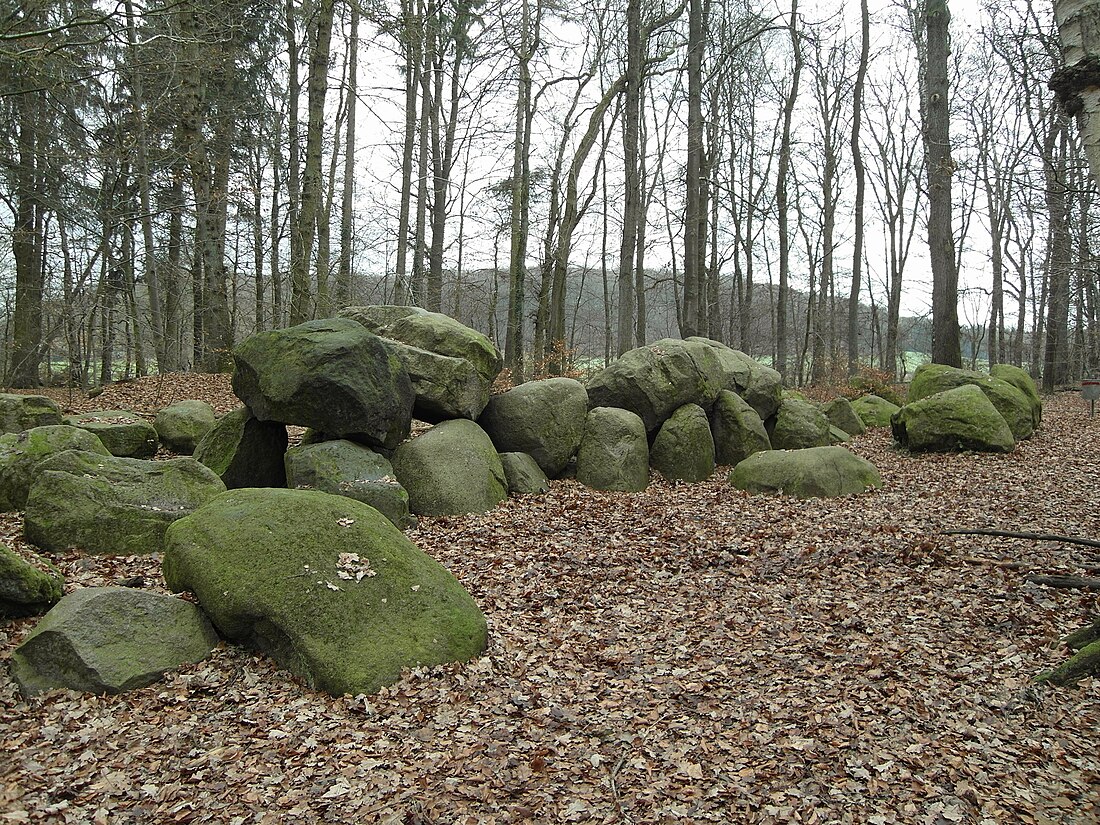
[125,0,165,372]
[285,0,302,318]
[922,0,962,366]
[269,115,284,330]
[847,0,869,376]
[290,0,335,324]
[165,167,184,368]
[505,0,541,383]
[618,0,642,355]
[337,1,359,308]
[1052,0,1100,183]
[681,0,705,338]
[1043,119,1073,390]
[394,0,421,306]
[9,89,45,387]
[252,143,266,333]
[775,0,802,381]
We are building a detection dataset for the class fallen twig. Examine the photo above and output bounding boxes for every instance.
[1025,574,1100,591]
[960,556,1027,569]
[944,529,1100,550]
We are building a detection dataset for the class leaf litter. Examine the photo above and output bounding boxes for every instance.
[1,380,1098,823]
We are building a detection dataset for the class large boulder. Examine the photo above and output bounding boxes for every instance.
[381,311,502,385]
[498,452,550,495]
[768,394,832,450]
[477,378,588,477]
[650,404,715,482]
[891,384,1015,453]
[0,394,62,434]
[154,400,217,455]
[10,587,218,696]
[391,420,507,516]
[284,439,413,529]
[232,318,414,451]
[0,425,110,512]
[586,339,725,434]
[824,397,867,436]
[338,304,429,335]
[850,394,901,428]
[908,364,1033,440]
[162,488,488,696]
[575,407,649,492]
[24,450,226,555]
[193,407,288,489]
[64,410,159,458]
[990,363,1042,428]
[729,446,882,498]
[381,339,490,422]
[709,390,771,466]
[0,546,63,618]
[687,338,783,420]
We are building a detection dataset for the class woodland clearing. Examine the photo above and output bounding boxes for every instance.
[1,378,1098,824]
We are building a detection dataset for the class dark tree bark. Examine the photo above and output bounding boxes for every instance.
[922,0,962,367]
[847,0,870,376]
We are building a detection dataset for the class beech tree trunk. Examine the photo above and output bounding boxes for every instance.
[922,0,962,367]
[1052,0,1100,183]
[290,0,336,325]
[847,0,870,376]
[775,0,802,381]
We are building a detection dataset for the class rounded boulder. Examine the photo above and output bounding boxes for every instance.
[162,488,488,696]
[232,318,414,451]
[478,378,588,477]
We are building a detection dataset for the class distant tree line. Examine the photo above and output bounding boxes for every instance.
[1,0,1097,390]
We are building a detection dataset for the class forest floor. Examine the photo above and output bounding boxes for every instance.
[1,378,1099,824]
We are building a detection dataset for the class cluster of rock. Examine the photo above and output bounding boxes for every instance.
[3,308,892,698]
[4,310,513,697]
[891,363,1042,452]
[576,337,881,497]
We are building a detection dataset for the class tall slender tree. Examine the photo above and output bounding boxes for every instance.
[919,0,962,366]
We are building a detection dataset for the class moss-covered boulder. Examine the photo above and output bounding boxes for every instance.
[338,304,428,334]
[0,425,110,511]
[232,318,414,451]
[64,410,158,458]
[709,390,771,466]
[729,446,882,498]
[909,364,1033,440]
[381,311,502,385]
[162,488,488,696]
[0,393,62,434]
[478,378,588,477]
[575,407,649,492]
[824,397,866,436]
[24,450,226,555]
[154,400,217,455]
[687,338,784,420]
[193,406,288,489]
[850,394,901,428]
[499,452,550,495]
[650,403,715,482]
[10,587,218,696]
[391,420,507,516]
[285,439,412,529]
[586,339,725,435]
[768,394,832,450]
[0,545,63,618]
[380,339,490,422]
[990,363,1042,428]
[892,384,1015,453]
